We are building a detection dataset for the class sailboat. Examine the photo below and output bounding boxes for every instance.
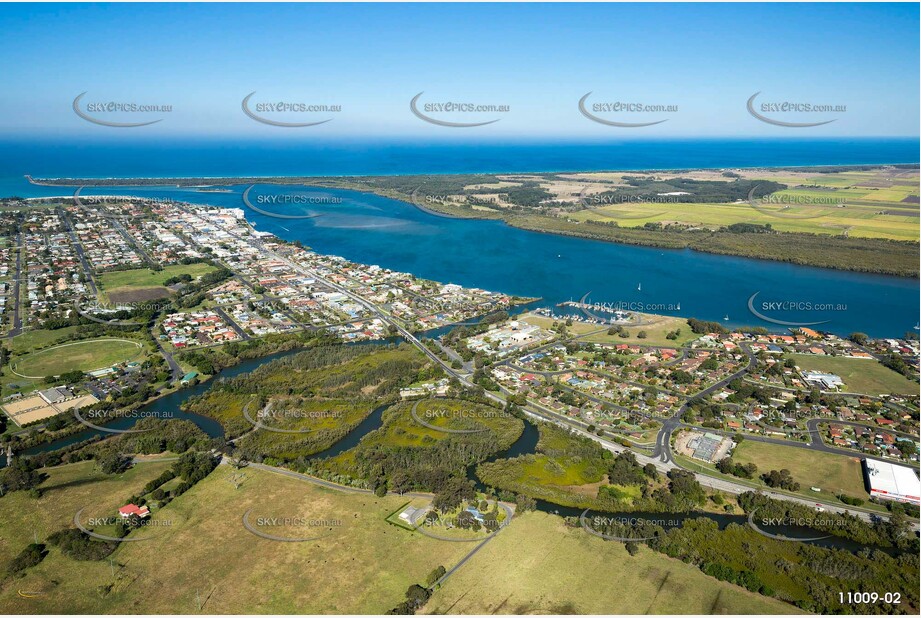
[723,314,729,321]
[637,283,642,292]
[676,302,681,310]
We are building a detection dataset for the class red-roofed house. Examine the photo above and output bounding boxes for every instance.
[118,504,150,519]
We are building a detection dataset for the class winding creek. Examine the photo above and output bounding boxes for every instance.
[13,342,895,555]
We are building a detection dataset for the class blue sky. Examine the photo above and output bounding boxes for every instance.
[0,2,917,138]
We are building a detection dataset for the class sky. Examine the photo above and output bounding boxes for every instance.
[0,2,918,139]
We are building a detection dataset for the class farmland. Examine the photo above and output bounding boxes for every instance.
[0,463,473,614]
[422,511,800,615]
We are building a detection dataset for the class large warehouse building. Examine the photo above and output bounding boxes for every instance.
[863,459,921,506]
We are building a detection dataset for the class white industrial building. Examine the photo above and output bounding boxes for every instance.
[863,459,921,506]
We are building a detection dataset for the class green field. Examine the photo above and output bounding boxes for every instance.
[732,440,870,500]
[423,511,800,615]
[8,325,83,354]
[10,338,144,378]
[97,263,217,300]
[382,399,523,448]
[522,313,698,347]
[787,353,919,396]
[0,463,474,614]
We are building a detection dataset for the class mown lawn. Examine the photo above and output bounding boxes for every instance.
[523,313,697,347]
[9,326,83,354]
[732,440,869,499]
[11,338,144,377]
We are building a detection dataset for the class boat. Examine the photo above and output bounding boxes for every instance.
[723,314,729,321]
[637,283,642,291]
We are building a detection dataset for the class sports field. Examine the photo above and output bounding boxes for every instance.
[10,338,144,378]
[8,325,83,354]
[422,511,800,614]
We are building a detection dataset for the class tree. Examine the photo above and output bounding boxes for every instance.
[637,331,647,339]
[515,493,536,512]
[432,477,475,512]
[624,541,640,556]
[6,543,47,575]
[405,584,431,607]
[761,468,799,491]
[0,459,46,494]
[848,332,869,346]
[97,451,131,475]
[426,565,446,586]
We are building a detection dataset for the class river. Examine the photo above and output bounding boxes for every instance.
[8,181,917,338]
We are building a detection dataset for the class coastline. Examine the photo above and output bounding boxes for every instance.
[21,160,921,184]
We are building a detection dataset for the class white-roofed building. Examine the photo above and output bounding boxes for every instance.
[863,459,921,505]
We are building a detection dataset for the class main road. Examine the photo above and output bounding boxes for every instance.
[188,205,903,525]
